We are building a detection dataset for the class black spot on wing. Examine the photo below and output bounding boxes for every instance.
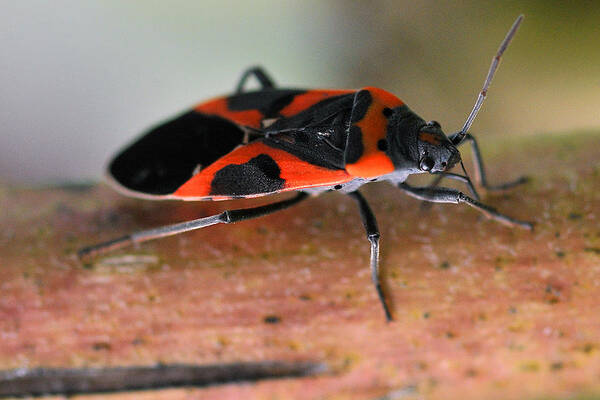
[350,90,372,123]
[210,154,285,196]
[343,90,371,165]
[109,111,244,195]
[227,89,305,118]
[345,126,364,164]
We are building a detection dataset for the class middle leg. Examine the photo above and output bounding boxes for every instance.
[348,191,392,321]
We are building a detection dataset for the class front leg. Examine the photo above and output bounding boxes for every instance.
[399,183,533,230]
[449,132,529,191]
[421,133,528,210]
[348,191,392,321]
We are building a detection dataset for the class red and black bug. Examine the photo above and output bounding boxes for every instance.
[80,16,531,321]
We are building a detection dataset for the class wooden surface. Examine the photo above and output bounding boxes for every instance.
[1,131,600,399]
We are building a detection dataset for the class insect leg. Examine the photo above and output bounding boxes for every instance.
[398,183,533,230]
[420,169,479,211]
[422,132,528,211]
[347,191,393,322]
[236,66,276,93]
[78,193,308,260]
[429,172,479,200]
[450,132,529,191]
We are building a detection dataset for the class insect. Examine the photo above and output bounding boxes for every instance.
[79,16,531,321]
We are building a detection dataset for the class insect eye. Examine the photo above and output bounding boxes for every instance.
[426,120,441,129]
[419,156,435,171]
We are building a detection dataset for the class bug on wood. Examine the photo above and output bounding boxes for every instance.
[79,16,531,321]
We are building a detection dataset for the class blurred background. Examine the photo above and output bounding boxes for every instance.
[2,0,599,185]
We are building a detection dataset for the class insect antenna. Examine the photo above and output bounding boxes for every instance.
[452,15,523,146]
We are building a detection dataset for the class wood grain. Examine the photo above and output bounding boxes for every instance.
[1,132,599,399]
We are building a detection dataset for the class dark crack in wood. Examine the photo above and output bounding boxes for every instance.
[0,361,328,397]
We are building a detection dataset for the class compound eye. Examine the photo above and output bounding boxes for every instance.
[426,120,441,129]
[419,156,435,171]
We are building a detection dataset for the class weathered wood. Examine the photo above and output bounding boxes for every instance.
[1,132,600,399]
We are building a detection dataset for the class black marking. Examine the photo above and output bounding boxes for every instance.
[263,93,355,170]
[334,184,343,190]
[0,361,326,397]
[377,139,388,152]
[343,90,372,165]
[350,90,372,123]
[109,111,244,195]
[382,107,393,118]
[210,154,285,196]
[345,126,364,164]
[263,315,281,324]
[295,130,309,143]
[227,89,305,118]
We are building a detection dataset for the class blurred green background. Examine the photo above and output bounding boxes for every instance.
[2,0,599,184]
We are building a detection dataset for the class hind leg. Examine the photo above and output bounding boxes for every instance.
[236,66,276,93]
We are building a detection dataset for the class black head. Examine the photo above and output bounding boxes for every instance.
[386,105,460,174]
